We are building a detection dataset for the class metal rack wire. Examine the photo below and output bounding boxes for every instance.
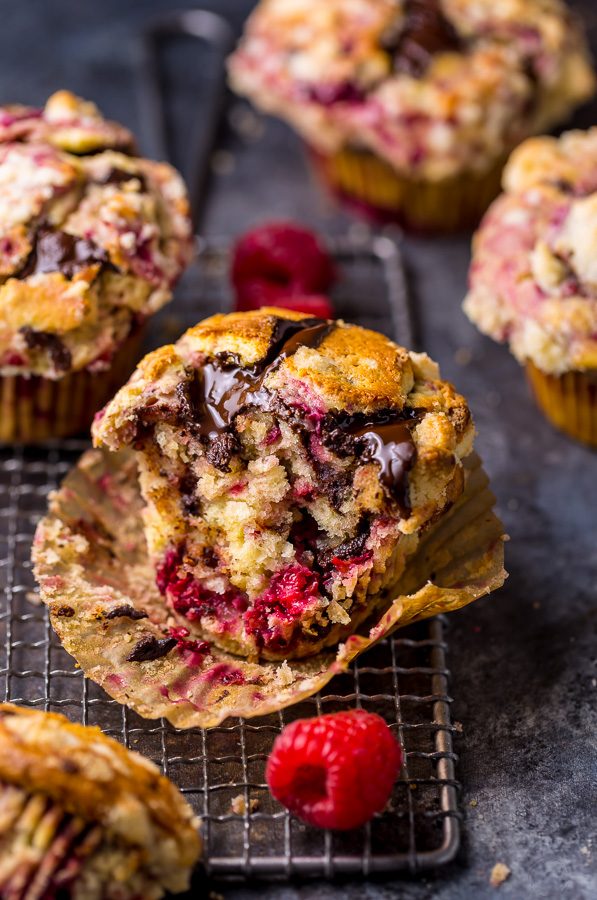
[0,237,461,880]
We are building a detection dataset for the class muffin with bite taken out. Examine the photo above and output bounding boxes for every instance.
[93,307,474,661]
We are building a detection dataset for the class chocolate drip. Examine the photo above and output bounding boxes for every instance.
[20,326,71,372]
[186,318,334,443]
[328,409,423,515]
[390,0,462,78]
[18,227,113,280]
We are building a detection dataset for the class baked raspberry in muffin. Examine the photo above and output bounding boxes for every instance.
[228,0,595,232]
[93,308,473,661]
[0,703,200,899]
[464,127,597,446]
[0,90,193,442]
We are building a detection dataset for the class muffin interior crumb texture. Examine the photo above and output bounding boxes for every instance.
[93,309,474,660]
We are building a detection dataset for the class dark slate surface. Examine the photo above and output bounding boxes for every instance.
[3,1,597,897]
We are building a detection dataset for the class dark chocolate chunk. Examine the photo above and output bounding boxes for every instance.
[308,454,351,511]
[125,635,177,662]
[205,431,241,473]
[202,547,219,568]
[104,605,148,620]
[52,605,75,618]
[321,426,360,458]
[318,525,371,571]
[96,167,148,192]
[20,327,71,372]
[390,0,462,78]
[18,227,114,280]
[179,473,202,517]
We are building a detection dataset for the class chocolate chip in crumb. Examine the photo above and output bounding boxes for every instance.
[52,605,75,617]
[104,605,148,620]
[202,547,219,568]
[20,327,72,372]
[390,0,462,79]
[206,431,241,473]
[126,635,177,662]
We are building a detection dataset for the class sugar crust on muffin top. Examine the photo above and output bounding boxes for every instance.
[0,91,193,379]
[93,309,473,661]
[228,0,594,182]
[464,127,597,375]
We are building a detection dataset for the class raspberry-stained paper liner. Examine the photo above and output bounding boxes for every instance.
[0,325,146,444]
[526,361,597,448]
[33,448,506,728]
[309,146,506,234]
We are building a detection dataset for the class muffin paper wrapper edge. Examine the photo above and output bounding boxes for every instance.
[32,448,506,728]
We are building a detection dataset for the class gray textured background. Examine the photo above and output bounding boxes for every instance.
[4,1,597,897]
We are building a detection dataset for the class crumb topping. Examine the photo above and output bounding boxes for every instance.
[228,0,594,180]
[464,127,597,374]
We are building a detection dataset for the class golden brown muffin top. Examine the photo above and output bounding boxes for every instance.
[94,307,469,432]
[0,703,201,873]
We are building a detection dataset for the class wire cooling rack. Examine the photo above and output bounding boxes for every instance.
[0,237,460,881]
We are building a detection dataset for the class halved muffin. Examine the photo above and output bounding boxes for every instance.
[0,703,200,899]
[93,309,473,660]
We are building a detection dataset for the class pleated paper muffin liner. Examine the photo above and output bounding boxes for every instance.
[0,325,146,445]
[526,361,597,448]
[308,146,506,234]
[32,448,506,729]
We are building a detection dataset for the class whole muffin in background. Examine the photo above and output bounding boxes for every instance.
[93,308,473,661]
[0,90,193,443]
[0,703,201,899]
[464,127,597,447]
[228,0,595,233]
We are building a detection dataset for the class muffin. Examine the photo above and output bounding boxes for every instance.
[463,127,597,446]
[0,703,200,898]
[228,0,595,233]
[92,308,474,661]
[0,90,193,443]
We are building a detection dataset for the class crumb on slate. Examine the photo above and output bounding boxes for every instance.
[490,862,511,887]
[231,794,259,815]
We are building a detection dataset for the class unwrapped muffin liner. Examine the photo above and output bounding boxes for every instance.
[33,448,506,728]
[308,146,506,234]
[526,362,597,447]
[0,325,146,444]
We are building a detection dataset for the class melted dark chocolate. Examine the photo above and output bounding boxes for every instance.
[125,635,177,662]
[179,316,420,514]
[185,318,333,443]
[329,409,422,514]
[390,0,462,78]
[20,326,71,372]
[18,227,113,280]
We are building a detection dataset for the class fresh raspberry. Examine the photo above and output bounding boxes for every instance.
[266,709,402,830]
[232,222,336,313]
